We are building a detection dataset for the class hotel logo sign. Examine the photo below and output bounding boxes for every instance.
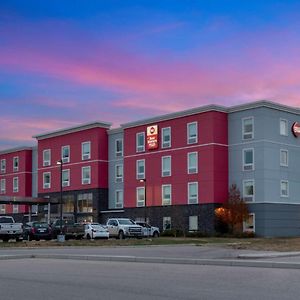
[292,122,300,137]
[147,125,158,150]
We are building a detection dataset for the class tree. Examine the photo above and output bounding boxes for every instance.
[215,184,249,234]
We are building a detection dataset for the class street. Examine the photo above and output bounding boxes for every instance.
[0,258,299,300]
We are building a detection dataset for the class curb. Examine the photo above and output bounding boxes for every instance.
[238,251,300,259]
[2,253,300,269]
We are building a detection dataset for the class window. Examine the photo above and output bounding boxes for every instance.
[162,156,171,177]
[136,159,145,180]
[162,127,171,148]
[189,216,198,231]
[0,179,5,194]
[43,172,51,189]
[61,145,70,163]
[13,156,19,172]
[43,149,51,166]
[63,195,74,213]
[115,164,123,182]
[163,217,171,230]
[243,149,254,171]
[281,180,289,197]
[0,204,5,214]
[115,139,123,157]
[243,117,254,140]
[243,180,254,202]
[136,187,145,207]
[77,193,93,213]
[82,166,91,184]
[162,184,171,205]
[280,119,288,136]
[187,122,198,144]
[188,152,198,174]
[243,213,255,233]
[13,177,18,193]
[188,182,198,204]
[280,149,288,167]
[115,190,123,208]
[62,169,70,187]
[136,132,145,152]
[1,159,6,173]
[82,142,91,160]
[13,205,18,213]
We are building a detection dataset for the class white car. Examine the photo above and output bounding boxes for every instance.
[135,222,160,237]
[84,223,109,239]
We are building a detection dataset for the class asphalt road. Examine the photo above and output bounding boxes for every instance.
[0,259,299,300]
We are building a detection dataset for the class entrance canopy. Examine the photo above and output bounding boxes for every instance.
[0,196,59,205]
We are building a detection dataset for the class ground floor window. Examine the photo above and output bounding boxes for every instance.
[243,213,255,233]
[13,205,18,213]
[63,195,74,213]
[189,216,198,231]
[77,193,93,213]
[77,215,93,223]
[163,216,171,230]
[0,204,5,214]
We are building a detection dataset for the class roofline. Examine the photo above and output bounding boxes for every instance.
[120,100,300,129]
[0,146,34,155]
[33,121,112,140]
[107,127,123,135]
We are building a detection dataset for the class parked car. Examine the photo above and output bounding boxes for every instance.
[84,223,109,239]
[135,222,160,237]
[23,222,52,241]
[51,219,85,240]
[0,216,23,242]
[106,218,143,239]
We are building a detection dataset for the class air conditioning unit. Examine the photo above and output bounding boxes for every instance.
[82,154,90,160]
[115,203,123,209]
[62,181,69,187]
[82,178,90,184]
[43,161,50,166]
[44,183,50,189]
[116,177,122,183]
[62,157,69,163]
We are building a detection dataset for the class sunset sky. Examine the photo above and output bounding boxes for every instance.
[1,0,300,149]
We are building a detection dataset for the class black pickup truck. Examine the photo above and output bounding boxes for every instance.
[51,220,85,240]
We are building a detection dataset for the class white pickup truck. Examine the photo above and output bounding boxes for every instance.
[106,218,143,239]
[0,216,23,242]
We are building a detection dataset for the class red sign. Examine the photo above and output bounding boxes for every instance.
[147,125,158,150]
[292,122,300,137]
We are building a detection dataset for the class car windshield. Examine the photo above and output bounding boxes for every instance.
[0,217,14,223]
[33,223,48,228]
[118,219,135,225]
[91,225,105,231]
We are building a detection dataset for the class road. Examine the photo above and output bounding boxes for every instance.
[0,258,299,300]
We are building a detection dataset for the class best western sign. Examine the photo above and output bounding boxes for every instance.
[292,122,300,137]
[147,125,158,150]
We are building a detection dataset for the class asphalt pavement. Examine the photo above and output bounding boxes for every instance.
[1,243,300,269]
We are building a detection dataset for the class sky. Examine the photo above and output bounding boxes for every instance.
[1,0,300,150]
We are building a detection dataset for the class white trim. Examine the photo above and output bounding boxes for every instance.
[62,169,70,187]
[136,132,145,153]
[0,178,6,194]
[115,164,123,183]
[43,149,51,166]
[161,127,171,148]
[187,121,198,144]
[136,159,145,180]
[13,177,19,193]
[115,139,123,157]
[188,182,198,204]
[242,116,254,140]
[161,156,171,177]
[162,184,172,206]
[280,149,289,167]
[243,179,255,202]
[229,139,300,148]
[61,145,70,163]
[43,172,51,189]
[81,141,91,160]
[280,180,289,197]
[0,171,33,177]
[81,166,91,185]
[280,118,288,136]
[13,156,19,172]
[242,148,254,171]
[187,152,198,174]
[115,189,123,209]
[136,186,145,207]
[0,159,6,173]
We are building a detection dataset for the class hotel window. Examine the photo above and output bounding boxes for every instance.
[115,139,123,157]
[162,156,171,177]
[82,142,91,160]
[43,172,51,189]
[13,156,19,172]
[1,159,6,173]
[162,127,171,148]
[77,193,93,213]
[243,148,254,171]
[63,195,74,213]
[62,169,70,187]
[187,122,198,144]
[13,177,19,193]
[243,180,254,202]
[136,187,145,207]
[242,117,254,140]
[136,132,145,152]
[243,213,255,233]
[189,216,198,231]
[188,182,198,204]
[0,179,5,194]
[82,166,91,184]
[188,152,198,174]
[136,159,145,180]
[115,164,123,182]
[0,204,5,214]
[280,149,288,167]
[115,190,123,208]
[13,205,18,214]
[163,217,171,230]
[162,184,171,205]
[281,180,289,197]
[43,149,51,166]
[61,145,70,163]
[280,119,288,136]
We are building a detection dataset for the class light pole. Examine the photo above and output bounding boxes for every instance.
[56,159,64,241]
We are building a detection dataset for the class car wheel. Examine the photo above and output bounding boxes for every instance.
[118,231,125,239]
[16,237,22,242]
[87,234,91,240]
[153,231,159,238]
[2,237,9,242]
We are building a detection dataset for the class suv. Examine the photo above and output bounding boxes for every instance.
[135,222,160,238]
[106,218,143,239]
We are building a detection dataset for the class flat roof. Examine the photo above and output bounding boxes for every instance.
[0,146,35,156]
[33,121,112,140]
